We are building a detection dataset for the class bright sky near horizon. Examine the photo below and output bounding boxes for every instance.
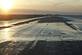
[0,0,82,14]
[13,0,82,11]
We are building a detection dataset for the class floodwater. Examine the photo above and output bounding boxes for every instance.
[0,20,82,43]
[0,26,15,43]
[0,16,82,55]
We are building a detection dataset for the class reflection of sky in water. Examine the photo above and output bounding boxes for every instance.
[76,24,82,30]
[0,21,15,43]
[0,28,15,43]
[0,21,82,43]
[0,21,8,26]
[3,21,9,26]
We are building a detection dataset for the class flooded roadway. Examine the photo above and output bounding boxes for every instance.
[0,16,82,55]
[0,16,81,43]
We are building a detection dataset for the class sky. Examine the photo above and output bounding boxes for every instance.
[0,0,82,14]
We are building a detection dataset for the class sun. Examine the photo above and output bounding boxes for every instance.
[0,0,13,13]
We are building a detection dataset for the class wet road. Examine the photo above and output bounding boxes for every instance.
[0,16,82,55]
[0,16,82,42]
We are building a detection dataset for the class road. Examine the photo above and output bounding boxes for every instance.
[0,16,82,55]
[0,16,82,42]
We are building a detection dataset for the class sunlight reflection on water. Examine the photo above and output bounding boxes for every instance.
[0,21,15,43]
[0,28,15,43]
[3,21,11,26]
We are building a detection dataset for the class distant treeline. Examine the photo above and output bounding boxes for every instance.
[0,14,81,20]
[0,14,46,20]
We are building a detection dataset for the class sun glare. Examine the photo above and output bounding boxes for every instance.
[0,0,14,14]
